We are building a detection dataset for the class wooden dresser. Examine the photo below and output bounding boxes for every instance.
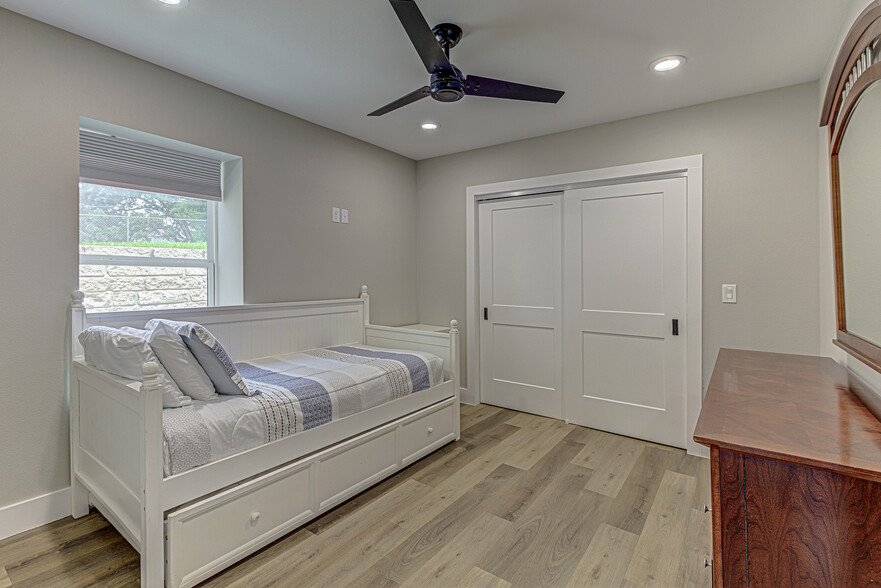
[694,348,881,587]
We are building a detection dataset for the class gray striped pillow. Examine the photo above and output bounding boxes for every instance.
[145,319,252,396]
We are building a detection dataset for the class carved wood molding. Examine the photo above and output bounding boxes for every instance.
[821,0,881,129]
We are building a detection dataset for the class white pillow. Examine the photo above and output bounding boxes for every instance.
[145,321,218,402]
[147,319,252,396]
[77,326,191,409]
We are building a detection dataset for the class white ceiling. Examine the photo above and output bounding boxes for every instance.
[0,0,850,160]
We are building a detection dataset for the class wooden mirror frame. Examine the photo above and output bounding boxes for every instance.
[821,0,881,373]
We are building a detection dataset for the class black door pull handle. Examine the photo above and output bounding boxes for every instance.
[484,307,488,320]
[672,319,679,336]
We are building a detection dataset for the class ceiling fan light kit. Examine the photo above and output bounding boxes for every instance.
[369,0,565,116]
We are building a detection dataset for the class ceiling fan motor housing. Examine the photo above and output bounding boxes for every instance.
[430,66,465,102]
[367,3,563,116]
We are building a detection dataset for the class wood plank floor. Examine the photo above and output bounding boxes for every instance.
[0,405,711,587]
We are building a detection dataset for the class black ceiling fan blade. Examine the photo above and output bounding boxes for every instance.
[464,75,564,103]
[368,86,431,116]
[389,0,452,74]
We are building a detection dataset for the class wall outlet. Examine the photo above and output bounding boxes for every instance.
[332,207,340,223]
[722,284,737,303]
[341,209,349,224]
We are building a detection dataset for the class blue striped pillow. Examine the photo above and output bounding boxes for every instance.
[145,319,252,396]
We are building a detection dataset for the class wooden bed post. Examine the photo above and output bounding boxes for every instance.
[140,362,165,587]
[450,320,460,440]
[70,291,86,361]
[69,291,90,518]
[360,284,370,327]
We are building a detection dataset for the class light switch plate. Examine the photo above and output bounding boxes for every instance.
[722,284,737,303]
[341,209,349,224]
[332,207,340,223]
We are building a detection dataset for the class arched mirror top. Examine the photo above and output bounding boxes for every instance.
[823,0,881,372]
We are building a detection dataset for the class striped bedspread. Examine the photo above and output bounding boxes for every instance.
[162,344,444,476]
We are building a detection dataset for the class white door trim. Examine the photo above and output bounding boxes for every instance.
[465,155,705,456]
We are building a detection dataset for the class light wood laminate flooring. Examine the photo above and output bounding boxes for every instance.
[0,404,711,587]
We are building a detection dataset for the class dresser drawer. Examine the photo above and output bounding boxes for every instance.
[400,401,456,466]
[166,461,313,588]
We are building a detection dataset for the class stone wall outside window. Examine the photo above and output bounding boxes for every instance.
[79,245,209,312]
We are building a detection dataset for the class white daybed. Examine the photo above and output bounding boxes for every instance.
[68,286,459,587]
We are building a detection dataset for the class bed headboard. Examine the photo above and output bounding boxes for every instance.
[71,286,371,362]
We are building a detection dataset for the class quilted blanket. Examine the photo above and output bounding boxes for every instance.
[162,344,444,476]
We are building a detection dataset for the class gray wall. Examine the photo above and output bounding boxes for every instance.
[416,82,821,391]
[0,9,417,508]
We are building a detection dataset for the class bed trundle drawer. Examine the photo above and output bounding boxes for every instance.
[317,428,399,511]
[164,397,456,587]
[165,461,313,588]
[400,401,456,466]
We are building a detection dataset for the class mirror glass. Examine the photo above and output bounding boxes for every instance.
[839,80,881,346]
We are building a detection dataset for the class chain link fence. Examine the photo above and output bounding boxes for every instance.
[80,214,207,245]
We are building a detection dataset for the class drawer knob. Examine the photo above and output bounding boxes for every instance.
[250,512,260,526]
[427,427,434,435]
[704,504,712,513]
[704,559,712,568]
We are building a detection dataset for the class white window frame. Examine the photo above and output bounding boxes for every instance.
[79,190,218,308]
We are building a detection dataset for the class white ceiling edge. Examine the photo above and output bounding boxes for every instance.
[0,0,850,160]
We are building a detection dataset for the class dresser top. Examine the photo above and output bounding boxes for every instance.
[694,348,881,480]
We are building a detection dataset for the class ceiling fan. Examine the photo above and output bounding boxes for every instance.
[369,0,565,116]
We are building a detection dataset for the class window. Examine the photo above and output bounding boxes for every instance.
[78,129,223,312]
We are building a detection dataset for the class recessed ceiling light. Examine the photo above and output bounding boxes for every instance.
[420,121,439,131]
[650,56,686,72]
[154,0,187,6]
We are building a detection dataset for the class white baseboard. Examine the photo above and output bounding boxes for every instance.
[460,387,477,406]
[0,487,70,541]
[688,443,711,459]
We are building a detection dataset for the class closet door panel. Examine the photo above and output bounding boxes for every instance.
[581,331,665,409]
[563,178,687,448]
[478,195,563,419]
[488,203,556,308]
[579,192,664,314]
[491,323,555,389]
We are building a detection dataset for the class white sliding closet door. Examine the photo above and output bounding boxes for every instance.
[478,194,562,419]
[563,178,687,448]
